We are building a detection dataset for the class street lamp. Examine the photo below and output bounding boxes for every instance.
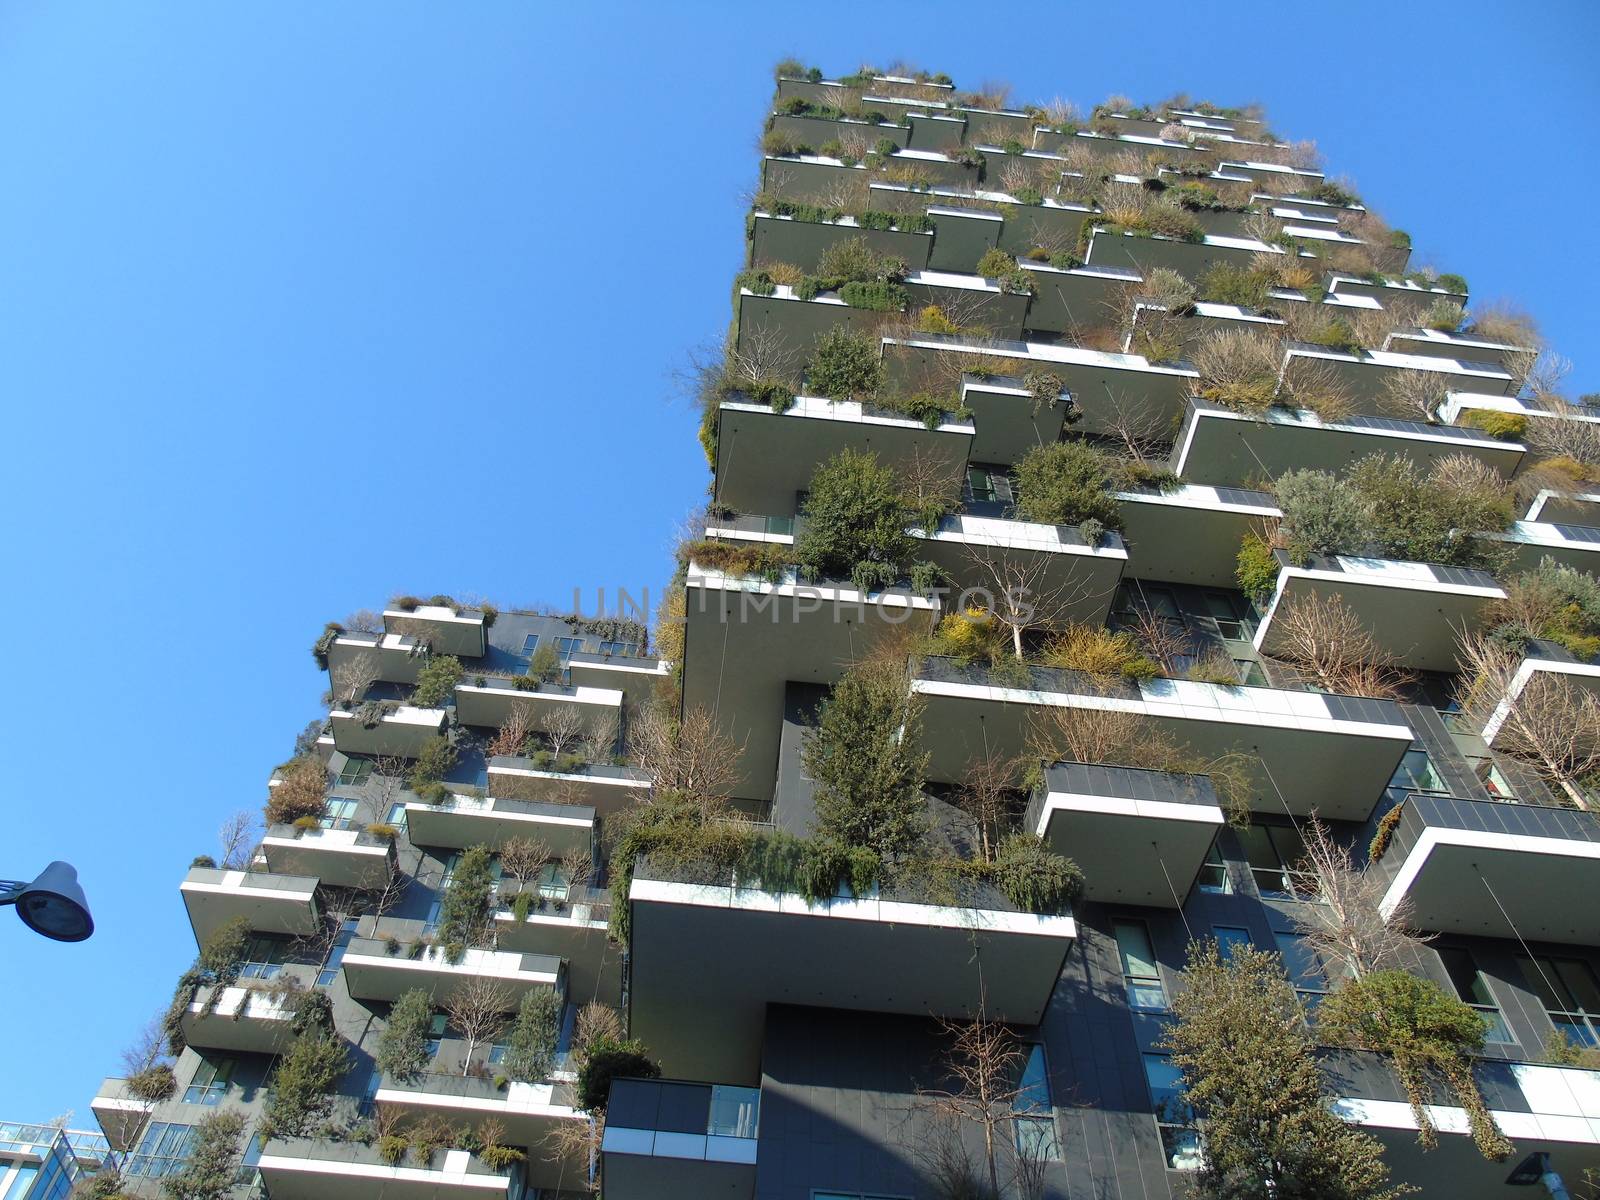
[0,861,94,942]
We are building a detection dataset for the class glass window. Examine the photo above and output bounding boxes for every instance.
[235,1134,263,1187]
[1391,747,1446,794]
[1214,927,1252,961]
[598,640,640,657]
[708,1085,760,1138]
[182,1058,235,1106]
[385,801,409,831]
[1011,1043,1059,1160]
[521,634,540,656]
[1014,1043,1051,1113]
[1275,932,1331,1012]
[238,934,285,980]
[321,797,359,830]
[1239,826,1310,898]
[1142,1054,1201,1171]
[1439,948,1513,1045]
[1463,755,1517,801]
[336,757,373,788]
[426,1012,448,1060]
[1204,591,1253,641]
[555,637,585,662]
[1232,657,1267,686]
[1517,954,1600,1048]
[125,1123,197,1178]
[316,917,360,987]
[1197,838,1232,894]
[1114,920,1167,1010]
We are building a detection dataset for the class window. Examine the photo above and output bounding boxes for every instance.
[1516,954,1600,1048]
[1390,747,1446,795]
[1196,838,1232,894]
[426,1012,449,1061]
[336,757,374,788]
[321,797,359,830]
[598,640,640,657]
[521,634,540,656]
[1238,826,1310,899]
[1113,919,1167,1010]
[1275,931,1332,1013]
[708,1085,760,1139]
[1202,591,1254,641]
[235,1134,263,1187]
[555,637,585,662]
[1214,927,1252,961]
[1142,1054,1201,1171]
[238,934,286,980]
[1231,657,1267,686]
[1439,948,1514,1045]
[125,1123,197,1178]
[1012,1043,1060,1160]
[182,1058,235,1106]
[316,917,360,987]
[536,862,572,900]
[384,801,409,831]
[1463,754,1517,801]
[964,464,1014,508]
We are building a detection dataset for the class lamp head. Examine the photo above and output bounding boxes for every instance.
[6,862,94,942]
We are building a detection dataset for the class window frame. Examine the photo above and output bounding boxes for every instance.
[1113,918,1168,1011]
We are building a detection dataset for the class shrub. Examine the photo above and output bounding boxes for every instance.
[408,737,457,790]
[1436,273,1468,295]
[1421,298,1466,332]
[1236,532,1280,603]
[818,235,890,283]
[377,989,435,1080]
[806,328,882,400]
[502,987,561,1083]
[1274,467,1370,559]
[1460,409,1526,441]
[266,755,328,826]
[261,1027,349,1139]
[1041,624,1159,680]
[1013,186,1044,207]
[795,448,914,582]
[410,655,463,708]
[162,1110,245,1200]
[1193,329,1281,413]
[127,1064,176,1102]
[975,246,1017,280]
[1197,263,1271,309]
[1138,202,1204,242]
[189,854,216,869]
[915,304,963,334]
[987,833,1083,911]
[734,268,776,296]
[761,128,799,156]
[678,537,788,582]
[1013,442,1123,530]
[839,279,908,311]
[1368,799,1406,862]
[929,608,1008,665]
[311,622,343,669]
[575,1036,661,1114]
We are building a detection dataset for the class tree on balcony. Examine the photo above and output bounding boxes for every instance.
[260,998,350,1138]
[795,447,916,588]
[1012,441,1124,534]
[377,988,434,1081]
[437,845,495,957]
[265,755,329,826]
[161,1109,245,1200]
[1286,816,1430,979]
[410,654,463,708]
[501,987,561,1084]
[444,976,512,1076]
[1263,591,1411,701]
[1160,941,1406,1200]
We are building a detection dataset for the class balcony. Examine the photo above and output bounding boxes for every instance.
[911,656,1413,821]
[373,1072,583,1189]
[680,559,940,804]
[180,867,321,944]
[328,703,449,758]
[766,111,909,154]
[748,209,933,276]
[1171,397,1525,488]
[1328,1052,1600,1197]
[1488,519,1600,576]
[325,631,427,686]
[602,1078,760,1200]
[1253,552,1505,673]
[1525,489,1600,526]
[1012,260,1140,337]
[1085,224,1291,281]
[566,650,672,706]
[180,978,303,1054]
[492,884,618,1006]
[89,1079,152,1151]
[1026,762,1225,904]
[903,269,1030,340]
[1114,483,1279,587]
[880,332,1198,441]
[1328,272,1468,313]
[405,792,598,852]
[261,825,396,889]
[258,1136,521,1200]
[1441,390,1600,449]
[481,758,647,817]
[911,512,1127,628]
[383,605,488,658]
[1477,641,1600,753]
[904,108,967,150]
[956,374,1080,465]
[629,855,1076,1083]
[1280,345,1517,414]
[453,677,621,734]
[1216,158,1325,190]
[735,285,881,362]
[1384,327,1536,375]
[712,394,974,517]
[341,921,564,1005]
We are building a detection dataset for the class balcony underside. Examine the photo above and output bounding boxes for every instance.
[328,707,448,758]
[1033,791,1224,905]
[453,684,621,734]
[261,830,394,890]
[180,870,321,944]
[1115,488,1278,588]
[180,987,294,1054]
[748,212,932,276]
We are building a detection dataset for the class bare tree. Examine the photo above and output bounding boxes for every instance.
[498,836,552,895]
[487,703,536,760]
[1378,368,1450,423]
[1263,591,1411,700]
[1123,596,1198,677]
[343,609,383,634]
[1288,815,1432,979]
[582,709,621,764]
[953,752,1022,864]
[1456,634,1600,810]
[627,704,742,812]
[559,845,595,897]
[119,1012,171,1077]
[217,810,260,871]
[542,704,589,762]
[959,546,1112,659]
[899,445,966,532]
[330,649,383,706]
[445,977,513,1076]
[916,1009,1032,1200]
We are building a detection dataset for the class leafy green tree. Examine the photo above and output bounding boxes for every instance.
[1274,467,1371,558]
[1160,941,1409,1200]
[410,655,463,708]
[803,661,930,864]
[437,845,495,955]
[1012,442,1123,530]
[261,1025,349,1138]
[162,1110,245,1200]
[575,1036,660,1114]
[377,988,435,1080]
[794,449,914,582]
[805,328,883,400]
[502,987,562,1083]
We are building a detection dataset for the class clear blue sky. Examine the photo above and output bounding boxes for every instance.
[1,0,1596,1123]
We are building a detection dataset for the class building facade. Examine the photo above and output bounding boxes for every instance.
[89,64,1600,1200]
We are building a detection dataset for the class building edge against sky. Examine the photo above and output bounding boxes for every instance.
[72,60,1600,1200]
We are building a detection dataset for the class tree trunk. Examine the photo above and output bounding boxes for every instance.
[985,1123,999,1199]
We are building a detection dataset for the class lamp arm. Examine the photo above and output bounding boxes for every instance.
[0,880,26,905]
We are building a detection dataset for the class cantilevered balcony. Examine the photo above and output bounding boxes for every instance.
[911,512,1127,628]
[1525,489,1600,526]
[735,285,880,360]
[1384,327,1536,375]
[1026,762,1225,905]
[1440,390,1600,453]
[1327,273,1467,313]
[383,605,488,658]
[325,631,427,686]
[261,825,396,889]
[1253,552,1505,672]
[766,111,909,153]
[405,791,598,852]
[956,374,1079,464]
[880,332,1198,440]
[481,758,647,816]
[1328,1052,1600,1198]
[1171,397,1525,487]
[748,210,933,276]
[1085,224,1297,281]
[1012,260,1140,335]
[1488,519,1600,576]
[341,920,564,1005]
[180,867,321,944]
[566,650,672,706]
[628,854,1076,1082]
[180,977,304,1054]
[90,1079,152,1151]
[602,1078,761,1200]
[373,1072,584,1189]
[258,1137,521,1200]
[712,393,973,516]
[759,152,966,206]
[1114,483,1279,587]
[911,656,1413,821]
[1281,345,1517,416]
[493,885,618,1006]
[1373,793,1600,944]
[1479,642,1600,749]
[680,558,940,804]
[453,677,622,734]
[328,703,448,758]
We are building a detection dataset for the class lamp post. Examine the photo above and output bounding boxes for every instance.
[0,861,94,942]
